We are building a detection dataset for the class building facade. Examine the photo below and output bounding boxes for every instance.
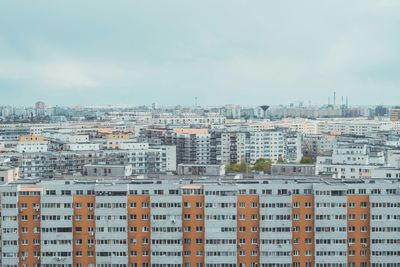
[1,177,399,267]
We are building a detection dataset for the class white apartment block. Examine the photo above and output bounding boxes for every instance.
[316,118,393,135]
[152,113,226,126]
[16,142,48,153]
[269,119,319,135]
[316,142,386,179]
[284,132,302,163]
[249,131,285,163]
[65,143,100,151]
[119,143,149,150]
[270,118,394,136]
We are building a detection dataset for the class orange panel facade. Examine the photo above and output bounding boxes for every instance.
[347,195,370,267]
[237,195,260,267]
[128,195,151,267]
[73,195,96,266]
[18,192,41,267]
[292,195,314,267]
[182,195,205,267]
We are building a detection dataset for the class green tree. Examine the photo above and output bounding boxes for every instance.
[225,159,250,173]
[225,163,239,173]
[238,159,250,173]
[300,156,314,164]
[252,158,272,172]
[276,156,285,164]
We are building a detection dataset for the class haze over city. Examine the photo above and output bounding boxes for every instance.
[1,0,400,106]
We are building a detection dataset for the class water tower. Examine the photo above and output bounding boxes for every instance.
[260,105,270,119]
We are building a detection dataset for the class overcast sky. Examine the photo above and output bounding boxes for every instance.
[0,0,400,107]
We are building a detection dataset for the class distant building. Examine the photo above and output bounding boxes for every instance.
[35,101,45,110]
[390,106,400,121]
[375,105,388,117]
[34,101,46,117]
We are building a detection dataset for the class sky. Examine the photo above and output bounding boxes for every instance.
[0,0,400,107]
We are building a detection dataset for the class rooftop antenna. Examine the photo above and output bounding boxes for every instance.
[346,96,349,107]
[333,92,336,106]
[195,97,198,108]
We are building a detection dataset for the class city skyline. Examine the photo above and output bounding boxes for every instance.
[1,0,400,106]
[2,2,400,266]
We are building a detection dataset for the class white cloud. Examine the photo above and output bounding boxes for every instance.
[0,59,141,90]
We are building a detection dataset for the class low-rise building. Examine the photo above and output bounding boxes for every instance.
[177,164,225,176]
[83,163,133,177]
[271,163,316,176]
[0,165,19,184]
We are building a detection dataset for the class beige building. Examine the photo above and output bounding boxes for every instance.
[0,165,19,184]
[390,107,400,121]
[18,134,45,142]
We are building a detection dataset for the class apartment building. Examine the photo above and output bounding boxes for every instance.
[316,119,393,136]
[16,135,48,154]
[316,142,386,179]
[103,133,131,150]
[210,131,247,165]
[0,126,36,141]
[302,134,337,161]
[142,126,298,165]
[284,132,302,163]
[268,119,319,135]
[8,145,176,179]
[1,176,400,267]
[249,130,285,164]
[45,133,97,151]
[173,129,211,165]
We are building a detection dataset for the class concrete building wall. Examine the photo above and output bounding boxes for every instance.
[1,179,400,266]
